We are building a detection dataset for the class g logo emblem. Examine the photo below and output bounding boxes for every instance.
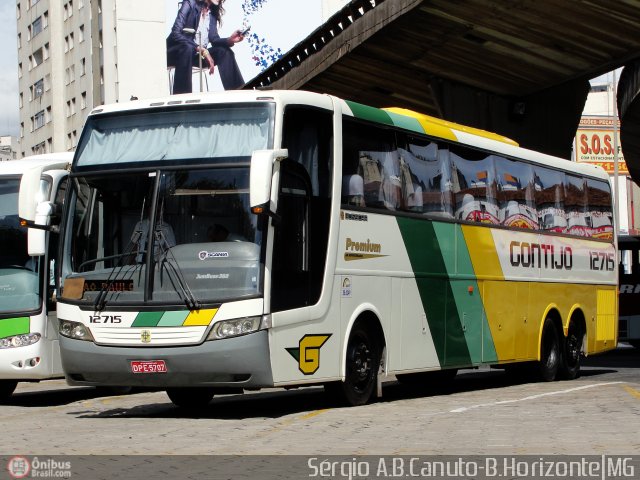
[286,334,332,375]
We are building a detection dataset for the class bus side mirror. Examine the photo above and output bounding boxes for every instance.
[250,149,288,214]
[27,201,56,256]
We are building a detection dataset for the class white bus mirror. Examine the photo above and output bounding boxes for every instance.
[19,165,47,223]
[250,149,288,213]
[28,228,46,257]
[27,201,55,256]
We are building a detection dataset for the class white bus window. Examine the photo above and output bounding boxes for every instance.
[565,174,588,237]
[534,167,566,233]
[586,178,613,240]
[495,158,537,229]
[450,147,499,224]
[401,137,454,217]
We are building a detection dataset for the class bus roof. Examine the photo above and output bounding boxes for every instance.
[85,90,610,183]
[0,153,74,176]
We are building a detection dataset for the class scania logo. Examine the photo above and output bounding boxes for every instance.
[140,330,151,343]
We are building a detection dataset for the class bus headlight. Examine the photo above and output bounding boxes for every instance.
[59,319,94,341]
[207,315,269,340]
[0,333,41,349]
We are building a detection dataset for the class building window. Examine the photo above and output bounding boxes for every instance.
[32,142,46,155]
[20,123,24,139]
[80,58,86,76]
[31,48,44,68]
[33,111,45,130]
[47,138,53,153]
[69,0,73,16]
[79,24,85,42]
[66,133,72,150]
[17,3,21,20]
[46,106,52,123]
[81,91,87,110]
[44,74,51,91]
[43,43,49,60]
[69,32,74,50]
[18,63,22,79]
[34,79,44,98]
[71,98,76,116]
[31,16,43,37]
[64,36,68,53]
[17,33,21,50]
[43,11,48,28]
[19,93,23,109]
[66,101,71,117]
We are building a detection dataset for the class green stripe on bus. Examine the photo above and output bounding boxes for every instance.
[433,223,498,364]
[157,311,189,327]
[132,311,164,328]
[0,317,30,339]
[384,110,425,135]
[396,217,472,367]
[345,101,394,126]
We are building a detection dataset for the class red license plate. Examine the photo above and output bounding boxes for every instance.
[131,360,167,374]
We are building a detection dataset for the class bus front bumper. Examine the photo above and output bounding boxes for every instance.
[60,330,273,388]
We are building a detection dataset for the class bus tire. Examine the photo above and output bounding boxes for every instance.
[558,322,582,380]
[327,323,380,406]
[0,380,18,401]
[166,388,215,408]
[538,319,560,382]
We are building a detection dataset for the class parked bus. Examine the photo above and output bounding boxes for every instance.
[21,91,617,407]
[0,153,71,399]
[618,235,640,348]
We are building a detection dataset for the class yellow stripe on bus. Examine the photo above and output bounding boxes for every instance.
[384,107,519,146]
[461,226,503,280]
[183,308,219,326]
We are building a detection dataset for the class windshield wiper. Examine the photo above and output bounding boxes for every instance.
[93,229,144,311]
[155,229,200,311]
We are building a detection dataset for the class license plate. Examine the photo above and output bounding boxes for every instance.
[131,360,167,374]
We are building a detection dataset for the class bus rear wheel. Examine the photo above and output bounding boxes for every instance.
[326,324,380,406]
[538,319,560,382]
[0,380,18,401]
[558,322,582,380]
[166,388,215,408]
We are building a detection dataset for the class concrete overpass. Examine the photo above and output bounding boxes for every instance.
[246,0,640,181]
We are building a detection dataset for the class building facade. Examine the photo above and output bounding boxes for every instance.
[0,136,21,161]
[16,0,167,158]
[574,82,640,235]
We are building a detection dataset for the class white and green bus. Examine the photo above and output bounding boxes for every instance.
[0,153,71,399]
[24,91,617,407]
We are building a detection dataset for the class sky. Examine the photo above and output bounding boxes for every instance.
[0,0,328,137]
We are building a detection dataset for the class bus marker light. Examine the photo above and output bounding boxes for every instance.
[468,286,474,294]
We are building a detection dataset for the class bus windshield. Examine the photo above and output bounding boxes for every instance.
[64,167,265,307]
[74,104,273,169]
[0,178,41,314]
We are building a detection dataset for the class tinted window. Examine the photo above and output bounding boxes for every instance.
[496,157,537,229]
[534,167,566,232]
[586,178,613,239]
[451,147,499,224]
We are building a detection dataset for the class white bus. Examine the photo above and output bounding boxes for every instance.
[0,153,71,399]
[24,91,617,407]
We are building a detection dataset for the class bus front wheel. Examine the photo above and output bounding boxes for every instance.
[558,322,582,380]
[326,324,380,406]
[0,380,18,401]
[538,319,560,382]
[166,388,215,408]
